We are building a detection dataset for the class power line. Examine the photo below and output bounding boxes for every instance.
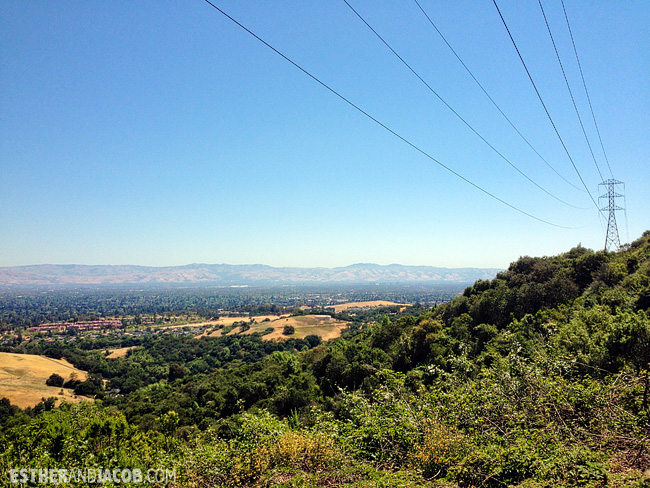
[558,0,624,244]
[342,0,584,210]
[491,0,599,211]
[560,0,615,179]
[201,0,582,229]
[412,0,583,193]
[538,0,604,182]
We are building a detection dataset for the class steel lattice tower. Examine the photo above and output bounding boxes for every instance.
[598,179,624,251]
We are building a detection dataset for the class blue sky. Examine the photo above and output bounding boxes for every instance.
[1,1,648,269]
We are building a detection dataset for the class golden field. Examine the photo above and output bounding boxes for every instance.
[202,314,348,341]
[328,300,407,313]
[0,352,89,408]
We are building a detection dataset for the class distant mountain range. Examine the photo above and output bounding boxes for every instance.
[0,263,502,286]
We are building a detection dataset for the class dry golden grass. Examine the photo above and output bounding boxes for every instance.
[197,316,284,338]
[261,315,348,341]
[212,315,348,341]
[329,300,408,313]
[0,352,90,408]
[199,315,285,327]
[191,316,286,338]
[106,346,136,359]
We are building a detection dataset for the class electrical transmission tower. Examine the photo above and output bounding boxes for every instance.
[598,179,624,251]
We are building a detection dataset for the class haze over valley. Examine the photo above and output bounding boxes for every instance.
[0,262,501,286]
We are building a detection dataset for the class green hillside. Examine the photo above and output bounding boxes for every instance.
[2,232,650,487]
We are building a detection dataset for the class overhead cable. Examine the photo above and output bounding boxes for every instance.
[560,0,615,179]
[412,0,583,193]
[491,0,599,211]
[201,0,582,229]
[538,0,604,182]
[343,0,584,209]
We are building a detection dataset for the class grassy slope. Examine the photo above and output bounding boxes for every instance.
[0,352,89,408]
[198,314,350,341]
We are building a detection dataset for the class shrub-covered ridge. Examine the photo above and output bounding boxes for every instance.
[3,231,650,486]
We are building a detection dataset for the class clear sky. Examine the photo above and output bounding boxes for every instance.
[1,1,648,269]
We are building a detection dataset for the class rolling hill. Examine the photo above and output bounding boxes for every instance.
[0,263,500,286]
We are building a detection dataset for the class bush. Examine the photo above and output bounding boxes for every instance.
[168,363,187,381]
[63,378,80,390]
[408,424,467,479]
[283,325,295,336]
[182,411,339,487]
[273,430,337,471]
[74,380,100,397]
[46,373,65,387]
[304,335,322,348]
